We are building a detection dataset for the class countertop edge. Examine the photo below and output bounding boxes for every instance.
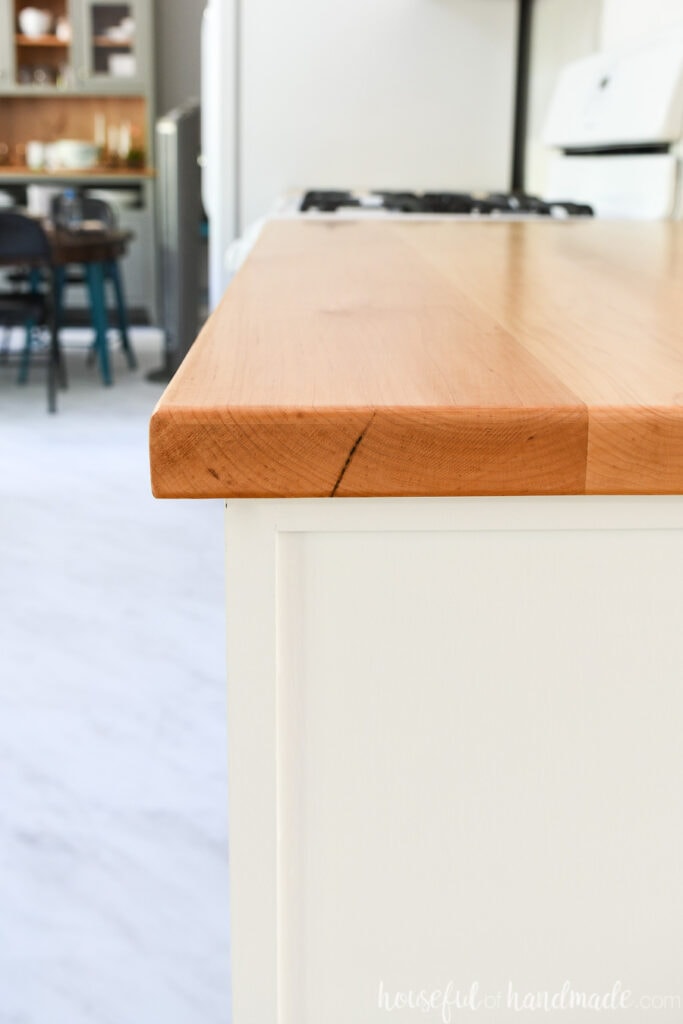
[149,403,591,500]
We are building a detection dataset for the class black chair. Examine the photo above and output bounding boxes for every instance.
[0,211,65,412]
[50,194,137,372]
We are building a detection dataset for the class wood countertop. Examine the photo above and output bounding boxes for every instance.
[150,219,683,498]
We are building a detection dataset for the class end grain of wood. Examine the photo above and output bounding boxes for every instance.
[150,219,683,498]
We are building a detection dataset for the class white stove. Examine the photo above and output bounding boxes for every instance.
[225,188,593,279]
[543,30,683,220]
[225,31,683,282]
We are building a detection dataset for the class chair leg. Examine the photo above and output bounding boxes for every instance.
[17,267,45,384]
[53,267,68,390]
[85,262,112,386]
[17,318,35,385]
[47,335,57,413]
[47,272,60,413]
[106,260,137,370]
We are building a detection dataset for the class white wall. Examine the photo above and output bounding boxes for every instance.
[526,0,603,195]
[240,0,517,227]
[601,0,683,49]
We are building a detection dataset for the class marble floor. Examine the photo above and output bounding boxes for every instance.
[0,330,231,1024]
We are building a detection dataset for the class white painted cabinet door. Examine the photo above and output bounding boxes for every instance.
[225,497,683,1024]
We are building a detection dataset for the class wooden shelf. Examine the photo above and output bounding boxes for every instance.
[93,36,133,47]
[16,34,69,47]
[0,165,155,179]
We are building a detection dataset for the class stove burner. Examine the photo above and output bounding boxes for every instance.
[299,189,594,218]
[300,190,360,212]
[374,191,428,213]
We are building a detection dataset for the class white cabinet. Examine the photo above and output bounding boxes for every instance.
[72,0,150,94]
[225,495,683,1024]
[0,0,152,94]
[0,1,13,88]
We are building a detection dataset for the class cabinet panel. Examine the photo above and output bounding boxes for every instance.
[10,0,73,88]
[72,0,149,93]
[225,496,683,1024]
[0,0,151,95]
[0,0,15,90]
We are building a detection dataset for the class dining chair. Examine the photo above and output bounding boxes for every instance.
[0,211,65,412]
[50,194,137,373]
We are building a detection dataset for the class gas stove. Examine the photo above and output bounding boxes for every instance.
[224,187,593,281]
[297,189,594,219]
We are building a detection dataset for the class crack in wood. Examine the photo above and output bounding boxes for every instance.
[330,414,375,496]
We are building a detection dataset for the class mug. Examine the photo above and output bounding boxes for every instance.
[55,17,71,42]
[26,140,45,170]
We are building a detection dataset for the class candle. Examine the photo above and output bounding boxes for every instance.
[94,113,106,149]
[118,121,131,160]
[107,124,119,158]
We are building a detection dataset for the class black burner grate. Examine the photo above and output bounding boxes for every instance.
[299,189,593,218]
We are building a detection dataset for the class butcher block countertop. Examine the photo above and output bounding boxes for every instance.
[150,219,683,498]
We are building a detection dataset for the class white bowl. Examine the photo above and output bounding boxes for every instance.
[86,187,139,210]
[108,53,136,77]
[53,139,99,170]
[105,25,129,42]
[18,7,52,37]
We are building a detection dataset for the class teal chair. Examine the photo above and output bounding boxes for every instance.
[48,194,137,385]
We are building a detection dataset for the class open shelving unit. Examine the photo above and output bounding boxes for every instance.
[0,0,158,318]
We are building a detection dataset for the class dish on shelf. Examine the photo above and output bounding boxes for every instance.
[55,18,71,42]
[105,25,133,42]
[85,187,139,209]
[18,7,52,38]
[52,139,99,170]
[108,53,136,77]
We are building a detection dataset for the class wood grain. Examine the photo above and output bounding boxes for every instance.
[0,95,147,161]
[149,219,683,498]
[15,35,69,47]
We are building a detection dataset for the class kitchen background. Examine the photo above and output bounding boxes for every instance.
[527,0,683,191]
[157,0,683,119]
[1,1,682,1023]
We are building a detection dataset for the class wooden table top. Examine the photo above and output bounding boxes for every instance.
[150,219,683,498]
[48,227,133,265]
[0,225,132,268]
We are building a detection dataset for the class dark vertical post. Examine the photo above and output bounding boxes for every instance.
[511,0,534,193]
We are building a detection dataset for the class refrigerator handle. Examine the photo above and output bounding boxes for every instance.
[201,0,239,308]
[200,1,217,219]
